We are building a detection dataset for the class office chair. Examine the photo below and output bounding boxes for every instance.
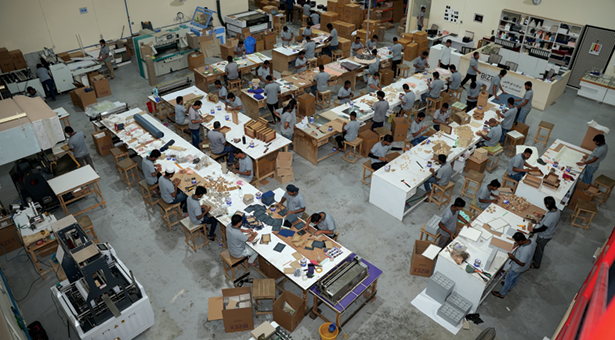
[505,61,518,72]
[488,54,502,65]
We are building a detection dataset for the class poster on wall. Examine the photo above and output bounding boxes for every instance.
[589,42,602,56]
[478,70,525,97]
[444,6,459,23]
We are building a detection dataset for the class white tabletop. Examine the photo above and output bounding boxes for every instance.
[53,107,69,119]
[273,33,330,57]
[48,165,100,194]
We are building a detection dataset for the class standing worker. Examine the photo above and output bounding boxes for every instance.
[389,38,403,77]
[529,196,560,269]
[36,64,56,101]
[97,40,114,79]
[65,126,95,170]
[461,52,481,87]
[264,76,282,123]
[188,100,204,148]
[489,69,507,100]
[285,0,295,23]
[371,90,388,131]
[364,49,380,82]
[281,26,294,47]
[492,232,535,299]
[335,111,360,151]
[278,184,306,215]
[437,198,472,247]
[325,23,338,57]
[497,97,517,144]
[577,134,608,184]
[188,186,219,241]
[438,40,453,69]
[418,5,426,31]
[515,81,533,124]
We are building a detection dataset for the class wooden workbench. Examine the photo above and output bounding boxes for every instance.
[47,165,106,217]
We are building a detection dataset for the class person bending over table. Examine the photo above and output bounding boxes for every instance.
[371,90,388,131]
[188,100,205,148]
[432,103,450,132]
[475,179,501,210]
[281,26,294,47]
[367,72,381,94]
[159,166,188,211]
[492,232,534,299]
[295,50,308,73]
[311,64,331,96]
[227,214,258,265]
[264,76,282,123]
[577,134,608,184]
[214,80,228,103]
[410,112,429,146]
[225,92,245,114]
[188,186,219,241]
[368,134,410,170]
[421,71,443,104]
[363,49,380,82]
[142,149,162,186]
[304,36,316,59]
[529,196,560,269]
[278,184,306,215]
[367,35,378,50]
[476,118,501,148]
[231,150,253,183]
[351,36,364,56]
[208,121,235,165]
[338,80,354,105]
[437,197,472,248]
[65,126,95,171]
[234,40,246,57]
[489,69,507,100]
[424,154,452,197]
[257,60,275,83]
[413,51,429,74]
[307,211,336,236]
[224,56,240,82]
[497,97,517,145]
[335,111,360,150]
[507,148,537,182]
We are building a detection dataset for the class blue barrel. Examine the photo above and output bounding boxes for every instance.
[245,36,256,54]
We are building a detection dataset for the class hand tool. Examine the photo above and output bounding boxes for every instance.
[401,180,411,188]
[416,161,423,169]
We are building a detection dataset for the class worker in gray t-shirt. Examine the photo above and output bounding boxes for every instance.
[295,51,308,73]
[36,64,56,101]
[279,184,306,214]
[335,111,360,149]
[264,76,281,122]
[188,186,219,240]
[65,126,95,171]
[174,96,187,125]
[476,118,501,148]
[304,36,316,58]
[233,41,245,56]
[281,26,294,47]
[311,65,330,96]
[367,72,381,93]
[207,121,235,164]
[447,65,462,91]
[308,211,336,236]
[507,148,537,182]
[530,196,561,268]
[421,71,443,103]
[475,179,501,210]
[371,90,389,130]
[279,105,295,139]
[224,56,240,81]
[337,80,354,105]
[351,37,364,56]
[97,39,114,79]
[515,81,533,124]
[231,150,253,183]
[413,51,429,74]
[497,97,517,144]
[400,83,416,115]
[225,92,245,114]
[578,134,608,184]
[493,232,535,298]
[368,134,409,170]
[214,80,228,102]
[437,198,471,248]
[461,52,481,87]
[257,61,273,83]
[188,101,204,148]
[489,69,507,100]
[227,214,258,263]
[424,154,453,195]
[389,38,403,76]
[141,149,162,186]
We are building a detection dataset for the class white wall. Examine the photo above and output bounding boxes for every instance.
[0,0,248,54]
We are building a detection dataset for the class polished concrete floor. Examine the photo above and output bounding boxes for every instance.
[1,20,613,340]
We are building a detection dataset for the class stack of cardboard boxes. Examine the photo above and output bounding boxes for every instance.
[338,37,352,57]
[465,148,488,173]
[208,287,255,333]
[401,33,419,62]
[275,152,294,184]
[90,75,111,98]
[342,3,365,29]
[321,12,339,29]
[414,31,429,55]
[332,21,356,40]
[69,85,97,111]
[0,48,14,73]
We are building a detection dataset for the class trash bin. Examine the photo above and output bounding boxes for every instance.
[245,36,256,54]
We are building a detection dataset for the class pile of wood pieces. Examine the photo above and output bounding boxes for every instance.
[184,94,204,106]
[453,125,474,141]
[473,110,484,120]
[431,140,452,156]
[501,193,531,212]
[543,172,561,190]
[202,175,241,191]
[244,118,276,142]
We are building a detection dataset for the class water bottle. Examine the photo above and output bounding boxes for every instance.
[226,197,232,206]
[153,88,159,98]
[454,138,459,148]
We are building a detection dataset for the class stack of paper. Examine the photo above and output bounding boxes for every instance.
[488,218,508,232]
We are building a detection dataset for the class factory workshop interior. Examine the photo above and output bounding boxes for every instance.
[1,0,615,339]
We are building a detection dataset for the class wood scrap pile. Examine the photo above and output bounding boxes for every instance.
[502,193,530,212]
[431,140,452,156]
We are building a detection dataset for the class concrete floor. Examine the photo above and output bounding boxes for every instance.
[1,20,614,340]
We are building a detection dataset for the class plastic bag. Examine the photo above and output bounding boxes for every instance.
[85,101,116,118]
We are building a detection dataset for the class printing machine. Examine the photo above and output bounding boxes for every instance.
[38,47,102,93]
[0,68,45,95]
[50,217,154,340]
[134,26,198,80]
[318,256,369,304]
[225,10,272,36]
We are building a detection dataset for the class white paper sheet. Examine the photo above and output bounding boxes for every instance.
[458,227,482,242]
[422,244,443,260]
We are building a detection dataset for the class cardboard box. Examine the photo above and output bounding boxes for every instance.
[263,5,278,14]
[318,55,332,66]
[401,32,414,41]
[511,122,529,144]
[263,33,277,50]
[70,87,97,110]
[410,240,436,277]
[91,130,113,157]
[0,48,10,60]
[273,291,305,332]
[9,50,27,70]
[0,59,15,73]
[397,38,413,49]
[390,117,409,141]
[90,75,111,98]
[276,151,293,168]
[297,93,315,116]
[359,130,379,157]
[258,257,284,280]
[274,172,295,185]
[187,33,200,49]
[452,111,471,125]
[86,71,100,87]
[255,40,265,52]
[380,69,394,86]
[413,31,428,43]
[0,222,19,256]
[404,42,418,62]
[208,287,254,333]
[200,28,221,58]
[568,182,592,210]
[321,11,339,27]
[465,156,487,173]
[188,52,204,71]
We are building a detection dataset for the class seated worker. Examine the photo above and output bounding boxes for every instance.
[234,40,246,57]
[174,96,187,125]
[310,11,320,25]
[224,56,240,81]
[281,26,294,47]
[302,21,313,40]
[335,111,360,151]
[257,60,274,83]
[264,76,281,123]
[187,186,219,241]
[231,150,253,183]
[26,86,44,101]
[363,49,380,82]
[371,90,388,130]
[421,71,443,103]
[437,198,472,247]
[476,118,502,148]
[399,83,415,117]
[159,166,188,210]
[367,72,381,93]
[529,196,561,269]
[303,3,311,17]
[142,149,162,186]
[410,112,429,146]
[311,64,331,96]
[465,81,480,112]
[497,97,517,144]
[227,214,258,265]
[307,211,336,236]
[278,184,306,215]
[507,148,538,182]
[208,121,235,165]
[214,80,228,103]
[475,179,501,210]
[492,232,534,299]
[432,103,450,131]
[337,80,354,105]
[351,36,364,56]
[413,51,429,74]
[446,65,461,92]
[368,134,410,170]
[367,35,378,50]
[424,154,452,197]
[279,104,295,140]
[304,36,316,59]
[225,92,245,114]
[295,50,308,73]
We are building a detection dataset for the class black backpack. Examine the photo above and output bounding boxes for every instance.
[27,321,49,340]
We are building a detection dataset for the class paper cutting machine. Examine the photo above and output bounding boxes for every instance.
[134,26,198,80]
[318,256,369,304]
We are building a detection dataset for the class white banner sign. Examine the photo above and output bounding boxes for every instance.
[478,70,525,97]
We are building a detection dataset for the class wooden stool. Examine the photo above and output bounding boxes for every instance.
[316,90,332,109]
[460,169,485,200]
[253,279,276,315]
[110,146,129,164]
[429,182,455,209]
[571,199,597,230]
[228,78,242,95]
[332,50,344,61]
[451,101,467,116]
[139,180,160,209]
[343,138,363,163]
[220,249,250,285]
[302,15,309,27]
[374,127,392,140]
[448,88,463,104]
[486,146,504,173]
[420,224,440,243]
[400,108,417,123]
[116,158,140,188]
[468,204,483,217]
[594,175,615,206]
[362,160,375,186]
[76,215,99,243]
[175,123,191,141]
[159,201,183,230]
[502,174,519,193]
[396,64,411,79]
[503,130,525,157]
[533,121,555,147]
[308,58,318,69]
[426,96,443,116]
[180,217,209,252]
